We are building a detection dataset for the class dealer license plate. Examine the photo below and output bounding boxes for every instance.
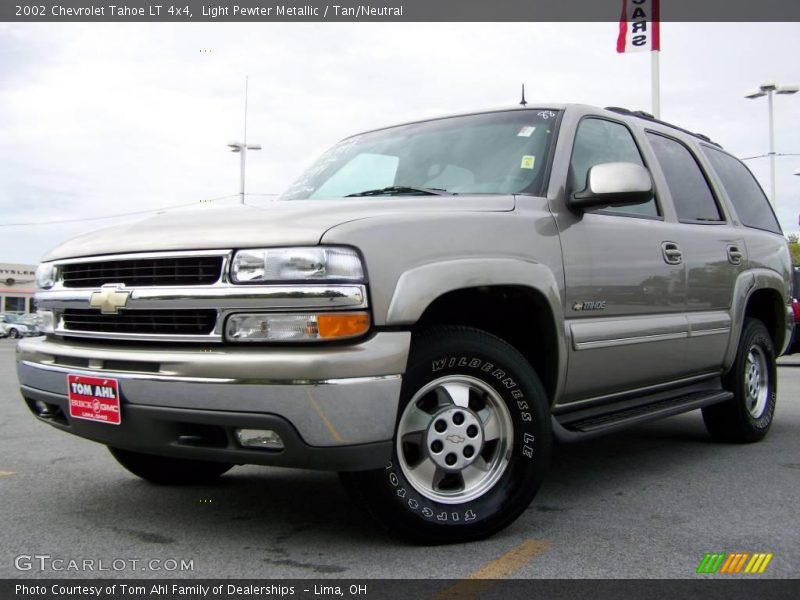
[67,374,121,425]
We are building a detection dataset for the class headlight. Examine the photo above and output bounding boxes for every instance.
[230,247,364,283]
[35,263,57,289]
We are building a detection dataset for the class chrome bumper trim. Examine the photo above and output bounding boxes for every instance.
[17,332,410,381]
[20,360,402,387]
[18,367,402,447]
[21,361,235,383]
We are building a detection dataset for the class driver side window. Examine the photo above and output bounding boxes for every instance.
[569,118,658,217]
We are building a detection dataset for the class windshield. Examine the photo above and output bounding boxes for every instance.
[280,109,559,200]
[2,314,20,323]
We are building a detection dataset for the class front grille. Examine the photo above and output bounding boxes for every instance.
[62,309,217,335]
[61,256,223,288]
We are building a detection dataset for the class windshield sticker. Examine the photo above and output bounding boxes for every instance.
[517,126,536,137]
[537,110,557,119]
[520,155,536,170]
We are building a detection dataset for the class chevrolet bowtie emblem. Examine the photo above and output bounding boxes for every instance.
[89,284,131,314]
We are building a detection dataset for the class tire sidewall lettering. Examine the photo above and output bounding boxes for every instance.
[425,355,538,462]
[386,467,480,523]
[428,355,534,433]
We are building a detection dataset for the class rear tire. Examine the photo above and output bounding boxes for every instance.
[108,447,233,485]
[340,326,551,544]
[9,328,21,339]
[702,318,777,443]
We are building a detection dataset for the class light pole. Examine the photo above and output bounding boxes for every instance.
[228,76,261,204]
[744,82,799,208]
[228,141,261,204]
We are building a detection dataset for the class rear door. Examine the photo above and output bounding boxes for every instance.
[645,132,744,373]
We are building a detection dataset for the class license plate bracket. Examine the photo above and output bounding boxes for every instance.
[67,374,121,425]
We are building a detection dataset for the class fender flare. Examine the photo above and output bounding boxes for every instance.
[725,269,792,367]
[385,257,567,401]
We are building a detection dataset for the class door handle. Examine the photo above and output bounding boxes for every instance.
[727,245,744,266]
[661,241,683,265]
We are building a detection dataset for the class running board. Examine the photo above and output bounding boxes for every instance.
[552,389,733,443]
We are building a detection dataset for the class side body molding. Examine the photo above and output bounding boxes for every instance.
[385,258,568,402]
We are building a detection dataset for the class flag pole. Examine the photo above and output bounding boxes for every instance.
[651,49,661,119]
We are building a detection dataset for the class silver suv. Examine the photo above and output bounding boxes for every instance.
[17,105,792,543]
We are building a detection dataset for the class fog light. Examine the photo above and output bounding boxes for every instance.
[34,400,54,417]
[235,428,285,450]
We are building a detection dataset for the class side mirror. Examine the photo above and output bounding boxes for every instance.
[568,162,653,211]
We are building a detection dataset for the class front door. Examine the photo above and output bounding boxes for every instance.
[553,117,688,404]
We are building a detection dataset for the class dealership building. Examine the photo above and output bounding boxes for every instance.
[0,262,37,314]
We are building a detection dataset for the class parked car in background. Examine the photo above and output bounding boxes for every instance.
[786,267,800,354]
[17,313,40,331]
[0,313,37,338]
[789,299,800,353]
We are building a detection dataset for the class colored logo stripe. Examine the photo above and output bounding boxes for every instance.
[745,553,773,574]
[697,553,726,573]
[697,553,773,574]
[720,553,749,573]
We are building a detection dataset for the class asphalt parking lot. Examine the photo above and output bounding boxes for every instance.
[1,338,798,580]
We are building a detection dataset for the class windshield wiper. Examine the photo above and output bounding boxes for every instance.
[346,185,448,197]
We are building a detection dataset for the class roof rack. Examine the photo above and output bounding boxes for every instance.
[604,106,722,148]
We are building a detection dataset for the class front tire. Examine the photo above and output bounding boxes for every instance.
[9,328,21,339]
[108,447,233,485]
[341,327,551,544]
[702,318,777,443]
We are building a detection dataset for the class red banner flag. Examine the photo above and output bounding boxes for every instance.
[617,0,660,53]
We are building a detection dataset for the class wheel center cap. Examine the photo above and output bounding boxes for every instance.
[426,407,484,471]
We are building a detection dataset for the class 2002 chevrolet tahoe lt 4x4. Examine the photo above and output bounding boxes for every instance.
[17,105,793,543]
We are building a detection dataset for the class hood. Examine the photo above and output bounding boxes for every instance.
[42,195,516,261]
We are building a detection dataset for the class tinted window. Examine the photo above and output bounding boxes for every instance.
[569,118,658,217]
[646,133,722,222]
[702,146,782,234]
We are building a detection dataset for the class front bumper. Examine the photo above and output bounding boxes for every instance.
[16,332,410,470]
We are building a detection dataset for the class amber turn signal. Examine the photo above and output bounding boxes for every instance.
[317,312,371,339]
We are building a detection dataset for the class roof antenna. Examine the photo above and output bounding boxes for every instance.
[520,83,527,107]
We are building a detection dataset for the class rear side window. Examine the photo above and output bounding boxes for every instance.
[702,146,782,234]
[646,132,722,222]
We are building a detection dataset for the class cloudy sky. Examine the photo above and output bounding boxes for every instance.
[1,21,799,264]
